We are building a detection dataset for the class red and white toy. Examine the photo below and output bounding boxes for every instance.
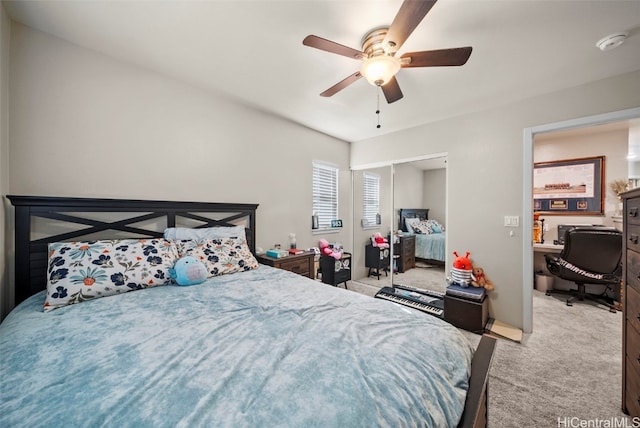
[371,232,389,249]
[319,239,342,260]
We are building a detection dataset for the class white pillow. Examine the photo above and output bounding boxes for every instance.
[404,217,422,234]
[164,226,246,241]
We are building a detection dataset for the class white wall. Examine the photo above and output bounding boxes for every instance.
[351,70,640,329]
[0,4,10,320]
[3,23,352,317]
[394,163,425,228]
[422,168,446,226]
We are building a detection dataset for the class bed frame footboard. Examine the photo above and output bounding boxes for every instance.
[458,334,497,428]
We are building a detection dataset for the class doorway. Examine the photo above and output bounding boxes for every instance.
[521,106,640,333]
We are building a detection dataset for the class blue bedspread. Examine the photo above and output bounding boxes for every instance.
[415,232,446,262]
[1,265,472,427]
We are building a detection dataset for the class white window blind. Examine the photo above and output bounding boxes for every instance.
[312,161,339,229]
[362,172,380,227]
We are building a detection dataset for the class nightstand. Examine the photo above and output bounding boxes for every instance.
[256,251,315,279]
[365,244,390,278]
[320,253,351,288]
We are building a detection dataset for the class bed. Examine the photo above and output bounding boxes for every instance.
[1,195,495,427]
[399,208,447,263]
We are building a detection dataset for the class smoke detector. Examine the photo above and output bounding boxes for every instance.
[596,32,628,51]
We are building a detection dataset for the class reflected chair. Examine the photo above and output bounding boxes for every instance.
[544,227,622,312]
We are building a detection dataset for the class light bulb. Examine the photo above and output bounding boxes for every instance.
[360,55,401,86]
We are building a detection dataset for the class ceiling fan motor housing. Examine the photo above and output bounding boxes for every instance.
[361,26,394,56]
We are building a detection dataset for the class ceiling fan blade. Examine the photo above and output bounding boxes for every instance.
[320,72,363,97]
[400,47,473,67]
[383,0,437,52]
[382,76,403,103]
[303,35,364,60]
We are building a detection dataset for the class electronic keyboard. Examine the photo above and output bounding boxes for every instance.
[375,285,444,318]
[394,284,444,299]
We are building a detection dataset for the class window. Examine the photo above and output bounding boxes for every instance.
[312,161,339,229]
[362,172,380,227]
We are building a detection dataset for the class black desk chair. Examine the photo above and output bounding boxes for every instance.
[544,227,622,312]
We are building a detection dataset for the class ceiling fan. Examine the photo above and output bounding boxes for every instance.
[303,0,472,104]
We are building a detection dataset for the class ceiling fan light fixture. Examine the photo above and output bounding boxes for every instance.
[360,55,401,86]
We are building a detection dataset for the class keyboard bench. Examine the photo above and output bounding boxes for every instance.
[444,294,488,333]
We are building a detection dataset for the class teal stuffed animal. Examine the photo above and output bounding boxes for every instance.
[169,256,208,286]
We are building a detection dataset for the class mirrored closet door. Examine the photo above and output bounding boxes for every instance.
[392,157,448,293]
[351,166,393,286]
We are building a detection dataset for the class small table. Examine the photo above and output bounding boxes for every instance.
[256,251,315,279]
[365,245,390,279]
[320,253,352,288]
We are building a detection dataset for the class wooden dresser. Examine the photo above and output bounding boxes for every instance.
[623,188,640,417]
[396,235,416,273]
[256,251,315,279]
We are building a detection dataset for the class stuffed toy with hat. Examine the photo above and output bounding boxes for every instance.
[169,256,208,286]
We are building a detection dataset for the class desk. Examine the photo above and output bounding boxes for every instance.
[533,243,563,253]
[533,243,574,291]
[533,243,563,275]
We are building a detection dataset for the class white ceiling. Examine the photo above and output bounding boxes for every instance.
[4,0,640,143]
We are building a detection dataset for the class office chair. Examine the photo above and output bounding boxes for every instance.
[544,227,622,313]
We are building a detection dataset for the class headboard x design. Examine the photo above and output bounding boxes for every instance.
[7,195,258,305]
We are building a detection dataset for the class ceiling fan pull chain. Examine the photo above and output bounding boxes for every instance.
[376,87,381,129]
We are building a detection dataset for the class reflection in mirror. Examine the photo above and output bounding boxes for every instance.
[392,158,448,293]
[351,166,392,284]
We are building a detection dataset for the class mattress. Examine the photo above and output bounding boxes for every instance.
[0,265,472,427]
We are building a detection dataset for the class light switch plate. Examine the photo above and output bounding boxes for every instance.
[504,216,520,227]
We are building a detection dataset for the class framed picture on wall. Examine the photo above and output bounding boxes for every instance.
[533,155,605,215]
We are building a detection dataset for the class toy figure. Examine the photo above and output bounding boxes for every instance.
[319,239,342,260]
[169,256,208,286]
[371,232,389,249]
[471,267,495,291]
[447,250,474,288]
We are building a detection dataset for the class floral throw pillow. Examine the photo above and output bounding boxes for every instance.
[413,221,432,234]
[44,239,179,312]
[176,238,258,277]
[413,219,446,234]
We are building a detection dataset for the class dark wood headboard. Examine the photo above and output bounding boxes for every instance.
[398,208,429,232]
[7,195,258,305]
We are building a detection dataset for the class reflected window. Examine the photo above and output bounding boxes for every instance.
[362,172,381,227]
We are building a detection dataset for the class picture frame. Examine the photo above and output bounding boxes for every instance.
[533,155,605,215]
